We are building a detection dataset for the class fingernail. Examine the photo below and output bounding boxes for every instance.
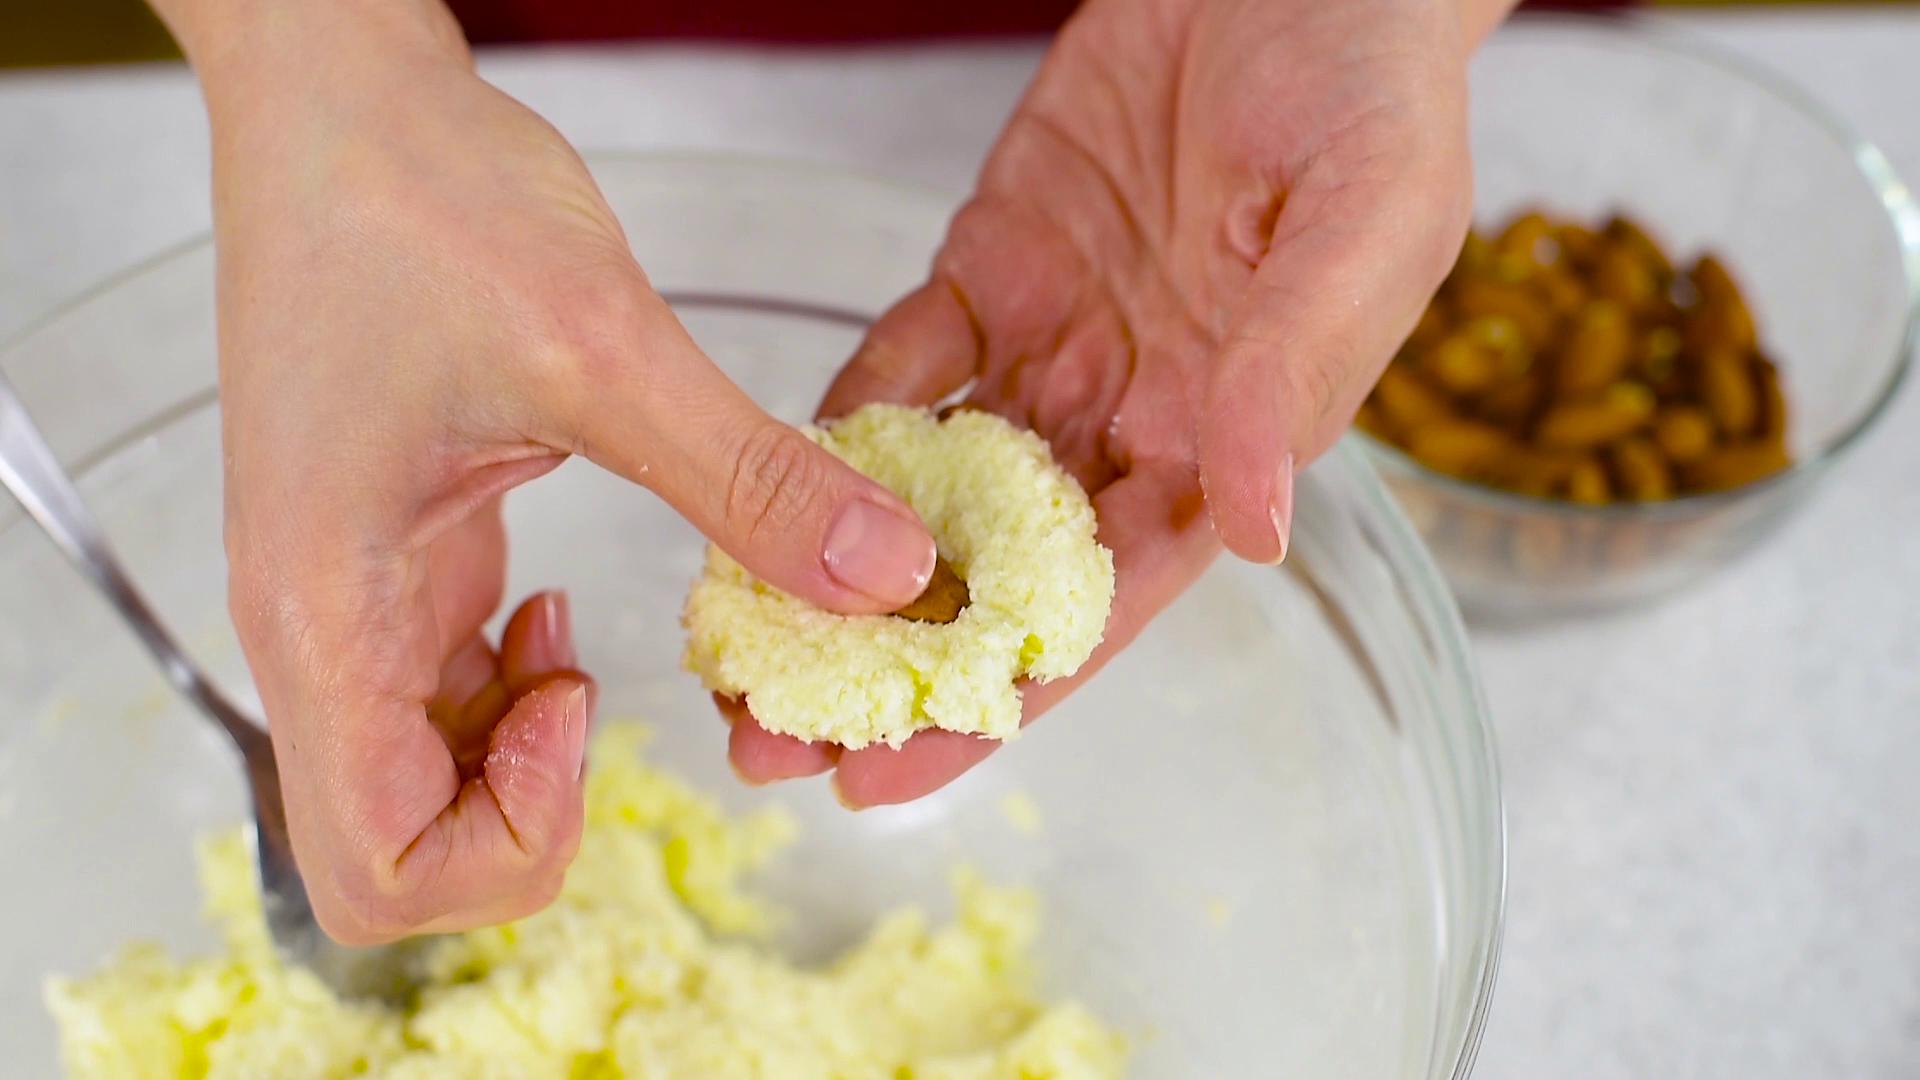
[729,758,770,788]
[831,775,867,812]
[545,591,576,669]
[822,499,935,605]
[564,682,590,767]
[1269,453,1296,565]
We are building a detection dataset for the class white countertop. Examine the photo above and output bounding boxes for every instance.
[4,11,1918,1078]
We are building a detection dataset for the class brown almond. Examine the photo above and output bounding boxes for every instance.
[1492,253,1535,285]
[1453,279,1554,348]
[1653,406,1716,465]
[895,556,970,623]
[1684,300,1757,357]
[1405,302,1450,355]
[1535,264,1589,316]
[1354,401,1391,440]
[1681,442,1791,492]
[1756,357,1790,446]
[1593,244,1658,310]
[1556,301,1634,395]
[1451,229,1490,280]
[1422,336,1503,396]
[1373,366,1455,430]
[1609,438,1673,501]
[1690,254,1743,306]
[1699,347,1760,438]
[937,401,989,421]
[1535,383,1656,450]
[1463,315,1533,381]
[1605,215,1674,279]
[1555,223,1602,267]
[1476,374,1545,428]
[1408,420,1513,474]
[1637,326,1685,392]
[1565,458,1612,504]
[1485,447,1583,496]
[1495,211,1554,265]
[1606,380,1659,413]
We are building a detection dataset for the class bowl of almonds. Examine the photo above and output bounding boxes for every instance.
[1356,16,1920,619]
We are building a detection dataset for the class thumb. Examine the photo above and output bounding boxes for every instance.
[553,276,935,614]
[1200,152,1469,563]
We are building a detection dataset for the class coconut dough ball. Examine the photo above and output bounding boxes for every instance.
[682,403,1115,749]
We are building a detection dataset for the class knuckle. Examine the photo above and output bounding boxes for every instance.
[519,266,665,436]
[309,855,416,946]
[1289,346,1351,437]
[327,842,458,943]
[223,505,278,637]
[310,892,399,948]
[724,425,827,546]
[224,553,314,679]
[224,559,272,646]
[544,268,660,382]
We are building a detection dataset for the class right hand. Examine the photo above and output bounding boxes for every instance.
[165,0,937,944]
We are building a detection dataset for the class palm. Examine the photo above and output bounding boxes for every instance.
[734,0,1475,802]
[879,0,1459,479]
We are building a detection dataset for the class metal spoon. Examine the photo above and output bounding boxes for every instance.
[0,371,416,1002]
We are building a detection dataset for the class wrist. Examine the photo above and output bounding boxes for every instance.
[151,0,471,117]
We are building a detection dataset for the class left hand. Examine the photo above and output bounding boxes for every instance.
[729,0,1508,805]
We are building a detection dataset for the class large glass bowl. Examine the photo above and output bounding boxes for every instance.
[0,155,1503,1078]
[1361,15,1920,621]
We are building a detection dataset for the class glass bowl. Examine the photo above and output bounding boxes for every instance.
[0,155,1503,1078]
[1359,15,1920,621]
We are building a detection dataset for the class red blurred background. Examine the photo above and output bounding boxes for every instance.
[446,0,1633,44]
[0,0,1849,68]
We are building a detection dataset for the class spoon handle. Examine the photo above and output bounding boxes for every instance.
[0,371,260,750]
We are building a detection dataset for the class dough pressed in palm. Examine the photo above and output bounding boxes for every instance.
[682,403,1115,749]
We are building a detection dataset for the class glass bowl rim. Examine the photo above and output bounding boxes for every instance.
[1362,10,1920,522]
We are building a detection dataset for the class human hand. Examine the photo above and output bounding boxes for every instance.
[728,0,1513,804]
[157,0,939,943]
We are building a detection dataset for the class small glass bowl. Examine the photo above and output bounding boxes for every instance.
[1359,15,1920,621]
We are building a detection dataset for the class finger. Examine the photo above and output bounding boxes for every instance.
[831,728,999,808]
[425,588,577,781]
[428,635,499,730]
[1015,460,1221,718]
[425,500,508,658]
[1200,138,1470,564]
[724,700,840,784]
[427,634,504,778]
[818,278,981,420]
[833,459,1220,806]
[499,590,578,695]
[718,694,837,782]
[552,274,936,615]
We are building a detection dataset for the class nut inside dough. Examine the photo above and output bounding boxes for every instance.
[893,555,970,624]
